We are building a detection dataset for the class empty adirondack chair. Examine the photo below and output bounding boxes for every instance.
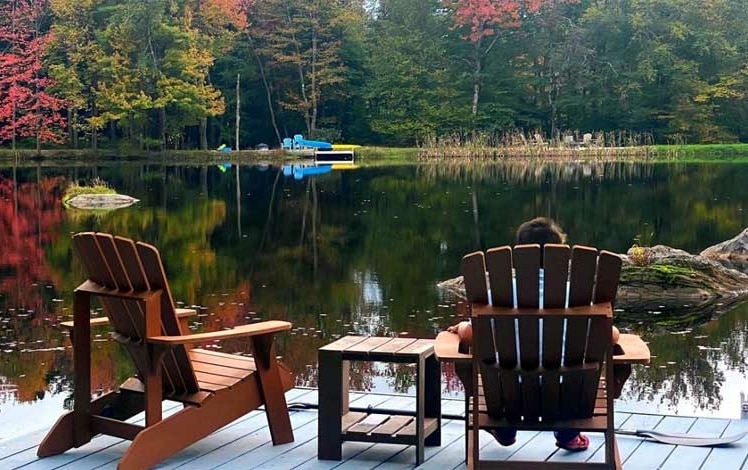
[457,243,648,469]
[38,232,295,470]
[282,137,294,150]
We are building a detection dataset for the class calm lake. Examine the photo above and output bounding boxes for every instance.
[1,159,748,439]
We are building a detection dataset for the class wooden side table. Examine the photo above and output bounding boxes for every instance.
[318,336,442,465]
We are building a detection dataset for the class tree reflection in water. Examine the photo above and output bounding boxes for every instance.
[1,160,748,430]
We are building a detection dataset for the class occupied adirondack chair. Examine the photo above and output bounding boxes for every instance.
[437,243,651,469]
[37,232,295,469]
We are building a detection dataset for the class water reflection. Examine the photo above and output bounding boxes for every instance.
[1,161,748,434]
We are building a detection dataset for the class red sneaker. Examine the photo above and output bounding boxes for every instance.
[555,433,590,452]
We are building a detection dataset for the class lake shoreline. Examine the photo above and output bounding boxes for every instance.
[3,144,748,164]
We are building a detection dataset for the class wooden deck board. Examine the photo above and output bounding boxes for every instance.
[4,389,748,469]
[622,415,696,469]
[659,417,731,470]
[1,401,184,470]
[206,391,398,470]
[698,418,748,470]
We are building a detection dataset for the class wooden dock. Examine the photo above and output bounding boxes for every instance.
[2,388,748,469]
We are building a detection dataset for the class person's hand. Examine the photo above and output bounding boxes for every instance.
[457,322,473,345]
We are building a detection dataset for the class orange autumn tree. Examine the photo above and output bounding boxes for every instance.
[445,0,561,117]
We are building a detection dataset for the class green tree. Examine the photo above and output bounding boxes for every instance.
[363,0,463,144]
[246,0,358,138]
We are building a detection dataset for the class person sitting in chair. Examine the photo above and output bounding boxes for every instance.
[447,216,620,452]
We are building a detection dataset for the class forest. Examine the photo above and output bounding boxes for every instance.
[1,0,748,152]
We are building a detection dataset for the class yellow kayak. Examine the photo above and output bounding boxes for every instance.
[332,144,361,150]
[332,164,359,170]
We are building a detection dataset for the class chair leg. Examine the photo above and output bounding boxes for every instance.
[605,430,620,470]
[37,411,75,457]
[613,435,622,470]
[37,390,139,457]
[252,334,294,445]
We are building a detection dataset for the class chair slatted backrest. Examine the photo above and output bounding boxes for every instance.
[73,232,200,397]
[462,244,622,422]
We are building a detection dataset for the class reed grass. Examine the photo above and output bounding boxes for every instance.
[62,177,116,205]
[418,130,660,160]
[417,159,658,184]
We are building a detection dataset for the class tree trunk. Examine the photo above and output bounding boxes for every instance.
[11,101,16,154]
[69,109,78,148]
[235,73,240,151]
[91,101,98,152]
[310,15,318,137]
[471,40,482,117]
[160,108,166,151]
[246,32,282,147]
[200,117,208,150]
[284,3,311,136]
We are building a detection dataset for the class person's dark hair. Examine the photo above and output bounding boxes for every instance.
[515,217,567,264]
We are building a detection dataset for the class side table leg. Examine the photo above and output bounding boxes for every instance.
[318,349,343,460]
[424,354,441,446]
[416,357,426,465]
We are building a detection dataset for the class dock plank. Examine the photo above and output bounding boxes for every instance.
[1,401,184,470]
[474,429,541,462]
[698,419,748,470]
[173,391,385,470]
[658,417,730,470]
[62,389,314,470]
[622,415,696,469]
[545,412,633,464]
[292,441,375,470]
[414,421,472,470]
[376,419,466,469]
[335,443,409,469]
[7,390,748,470]
[588,412,663,464]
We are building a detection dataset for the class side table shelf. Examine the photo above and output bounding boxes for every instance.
[318,336,442,465]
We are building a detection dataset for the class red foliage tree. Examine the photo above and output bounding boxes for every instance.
[0,174,66,307]
[0,0,66,150]
[446,0,563,116]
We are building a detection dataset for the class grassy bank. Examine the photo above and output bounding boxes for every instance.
[3,143,748,164]
[649,143,748,161]
[0,146,418,163]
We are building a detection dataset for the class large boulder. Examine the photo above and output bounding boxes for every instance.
[65,194,140,210]
[701,228,748,271]
[617,245,748,323]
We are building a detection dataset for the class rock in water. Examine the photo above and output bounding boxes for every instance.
[65,194,140,210]
[701,227,748,271]
[618,245,748,322]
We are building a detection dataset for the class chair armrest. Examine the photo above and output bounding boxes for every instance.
[60,317,111,330]
[175,308,197,317]
[60,309,197,331]
[434,331,472,364]
[147,320,292,345]
[613,333,651,364]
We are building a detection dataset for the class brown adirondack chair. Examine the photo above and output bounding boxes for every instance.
[37,232,295,469]
[437,243,650,469]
